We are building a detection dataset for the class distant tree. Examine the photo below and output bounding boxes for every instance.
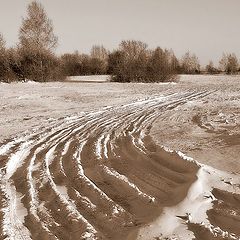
[146,47,175,82]
[19,1,60,81]
[91,45,109,61]
[0,33,8,81]
[19,1,57,51]
[90,45,109,74]
[219,53,228,72]
[61,50,108,76]
[119,40,148,61]
[108,50,126,81]
[81,54,92,75]
[0,33,5,50]
[227,54,238,74]
[89,58,106,75]
[181,51,200,74]
[7,47,24,81]
[206,60,219,74]
[118,40,148,82]
[61,51,82,76]
[0,34,18,82]
[20,48,63,81]
[109,40,177,82]
[219,53,239,74]
[168,49,180,73]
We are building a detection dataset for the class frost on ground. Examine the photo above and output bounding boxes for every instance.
[0,75,240,240]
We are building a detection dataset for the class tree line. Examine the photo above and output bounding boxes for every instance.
[0,1,240,83]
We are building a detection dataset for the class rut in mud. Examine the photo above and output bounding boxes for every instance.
[0,90,239,240]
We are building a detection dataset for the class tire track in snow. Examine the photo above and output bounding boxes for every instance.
[1,90,234,240]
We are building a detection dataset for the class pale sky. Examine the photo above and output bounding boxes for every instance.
[0,0,240,65]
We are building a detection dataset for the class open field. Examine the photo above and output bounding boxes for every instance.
[0,75,240,240]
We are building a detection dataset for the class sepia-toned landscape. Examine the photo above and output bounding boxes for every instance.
[0,75,240,239]
[1,0,240,239]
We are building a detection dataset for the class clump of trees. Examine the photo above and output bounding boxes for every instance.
[205,61,220,74]
[0,35,21,82]
[219,53,239,74]
[18,1,61,82]
[61,45,109,76]
[204,53,240,75]
[57,40,180,82]
[180,52,200,74]
[0,1,63,82]
[1,1,240,83]
[108,40,178,82]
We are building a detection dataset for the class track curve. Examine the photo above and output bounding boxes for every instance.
[1,90,232,240]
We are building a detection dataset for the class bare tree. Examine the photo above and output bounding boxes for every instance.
[90,45,109,73]
[206,60,219,74]
[146,47,176,82]
[91,45,109,61]
[219,53,239,74]
[168,49,180,72]
[117,40,148,82]
[18,1,59,81]
[119,40,148,61]
[219,53,228,72]
[227,54,239,74]
[19,1,58,52]
[181,51,200,74]
[61,51,83,76]
[108,50,126,81]
[0,33,6,50]
[0,33,9,81]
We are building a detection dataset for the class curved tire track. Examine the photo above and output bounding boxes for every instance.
[0,91,220,240]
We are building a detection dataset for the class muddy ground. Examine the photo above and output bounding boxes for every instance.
[1,75,239,173]
[0,75,239,240]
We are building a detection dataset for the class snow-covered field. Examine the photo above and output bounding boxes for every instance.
[0,75,240,240]
[66,75,110,82]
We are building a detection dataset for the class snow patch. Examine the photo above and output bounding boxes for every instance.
[0,137,25,156]
[137,150,240,240]
[95,134,105,159]
[1,182,31,240]
[6,140,33,179]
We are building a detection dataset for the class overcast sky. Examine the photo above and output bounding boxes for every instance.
[0,0,239,65]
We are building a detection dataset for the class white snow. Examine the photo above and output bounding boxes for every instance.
[0,137,25,156]
[62,140,71,155]
[6,140,33,179]
[1,182,31,240]
[95,134,105,159]
[67,75,110,82]
[103,134,110,159]
[137,150,240,240]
